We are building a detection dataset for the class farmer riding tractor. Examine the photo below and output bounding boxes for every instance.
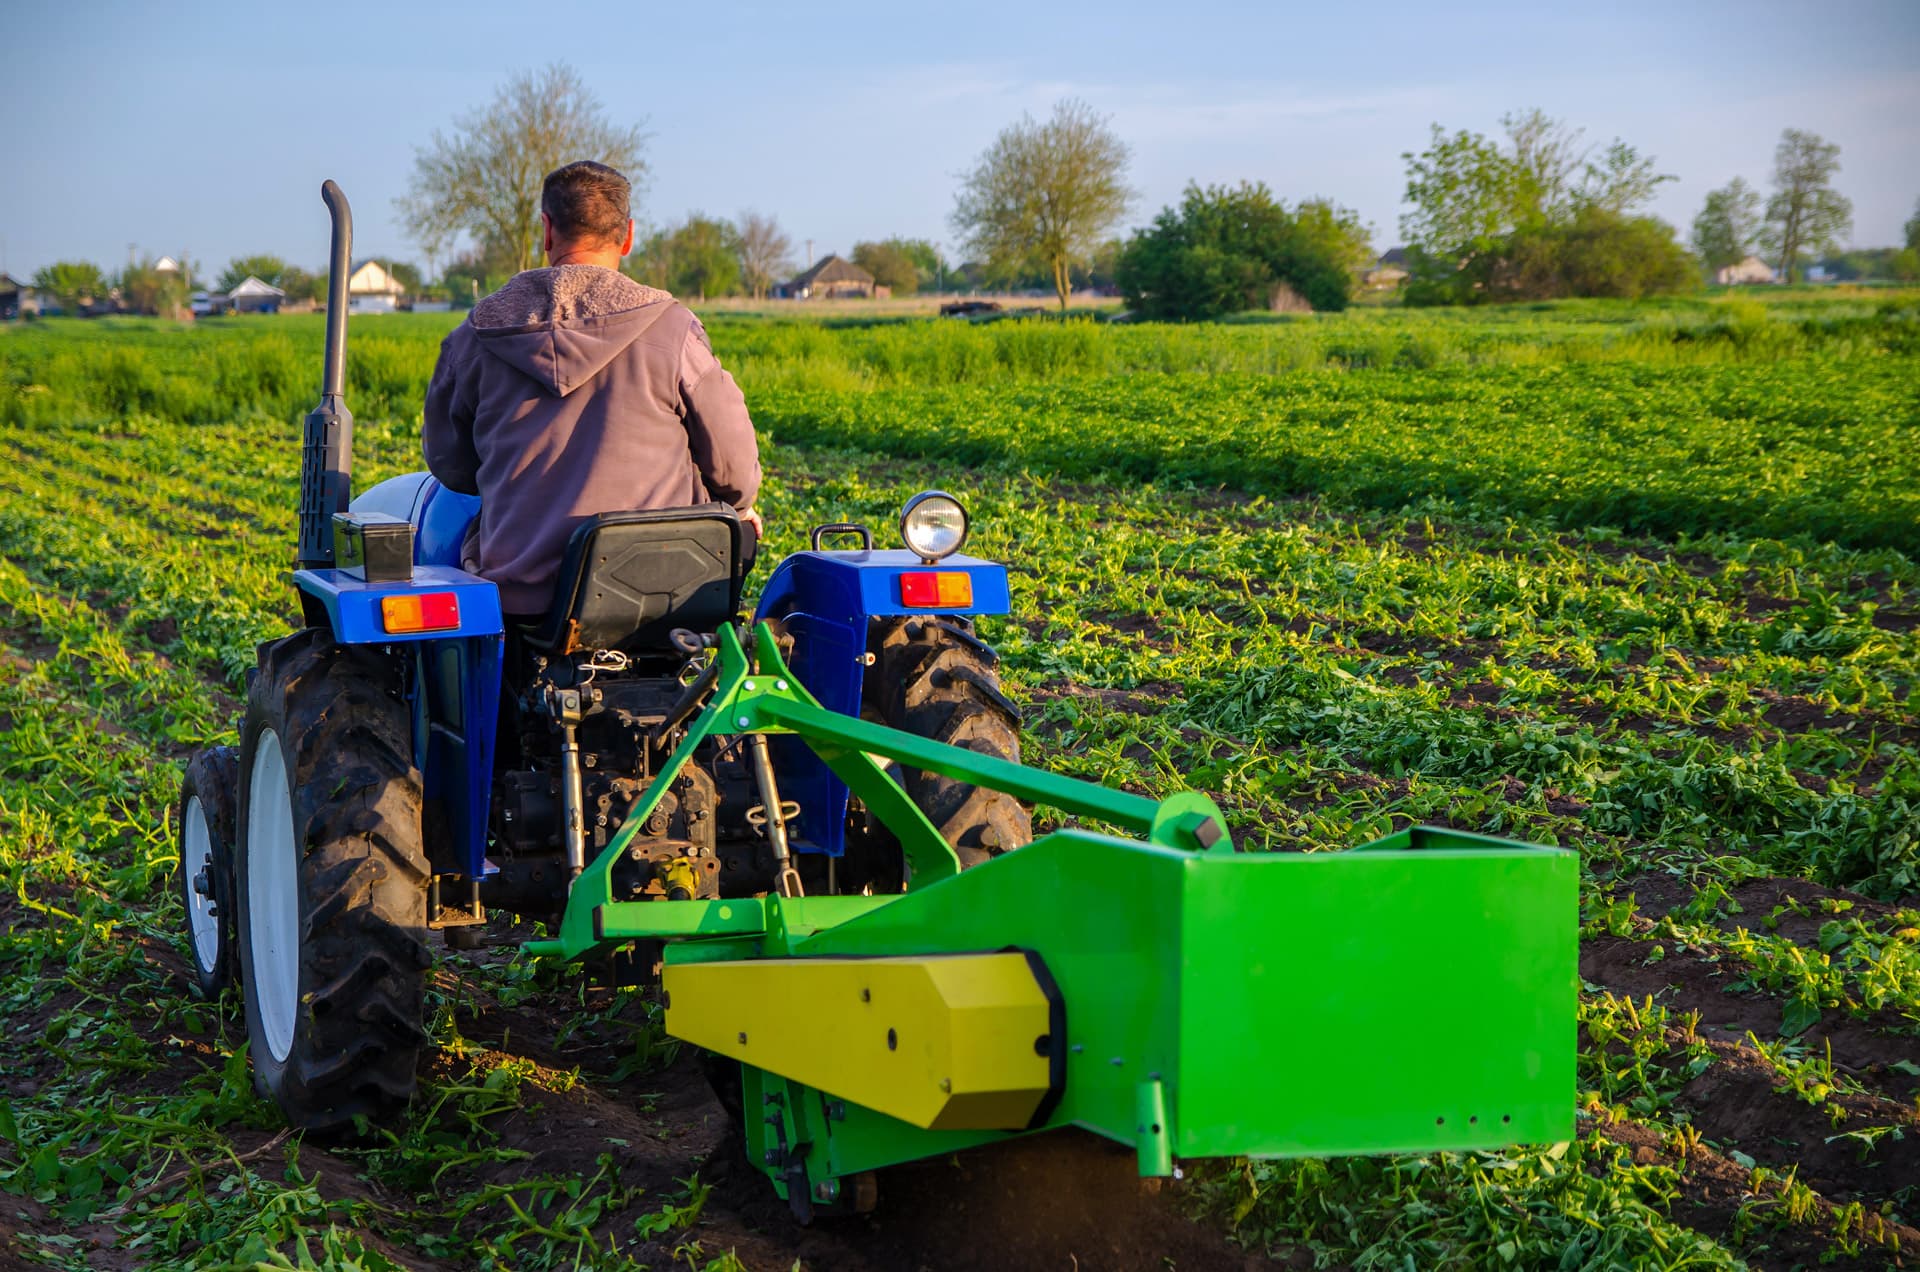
[175,183,1577,1220]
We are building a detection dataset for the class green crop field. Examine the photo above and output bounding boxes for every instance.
[1,292,1916,1270]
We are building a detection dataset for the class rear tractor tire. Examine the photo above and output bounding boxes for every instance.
[178,745,240,997]
[867,615,1032,866]
[234,628,431,1130]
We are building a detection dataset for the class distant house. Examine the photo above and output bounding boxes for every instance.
[1361,247,1410,289]
[1714,255,1776,286]
[227,275,286,314]
[346,259,405,313]
[0,273,39,319]
[775,255,874,300]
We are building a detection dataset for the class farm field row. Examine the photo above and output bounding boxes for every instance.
[0,305,1917,1269]
[4,299,1916,555]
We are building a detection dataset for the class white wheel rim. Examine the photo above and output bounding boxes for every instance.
[247,730,300,1063]
[183,795,220,974]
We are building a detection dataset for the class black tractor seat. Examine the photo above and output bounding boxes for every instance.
[517,506,750,656]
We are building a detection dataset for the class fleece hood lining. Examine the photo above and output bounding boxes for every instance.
[469,267,677,396]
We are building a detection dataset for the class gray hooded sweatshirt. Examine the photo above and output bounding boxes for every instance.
[422,265,761,614]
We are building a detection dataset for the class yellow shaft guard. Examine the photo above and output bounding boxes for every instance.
[664,953,1054,1130]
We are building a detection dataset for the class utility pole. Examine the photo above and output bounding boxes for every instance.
[805,239,813,269]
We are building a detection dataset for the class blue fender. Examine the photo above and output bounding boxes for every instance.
[299,473,498,882]
[753,549,1012,856]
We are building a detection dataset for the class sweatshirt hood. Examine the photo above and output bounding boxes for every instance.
[469,266,676,396]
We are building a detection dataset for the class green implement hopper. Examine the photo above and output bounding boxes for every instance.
[783,826,1577,1174]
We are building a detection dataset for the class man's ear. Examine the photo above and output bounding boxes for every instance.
[541,213,555,258]
[619,219,635,258]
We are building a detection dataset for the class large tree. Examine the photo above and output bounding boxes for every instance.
[628,215,741,301]
[734,210,791,300]
[1403,111,1671,250]
[1691,178,1763,273]
[952,99,1132,310]
[218,255,289,291]
[32,261,107,314]
[851,240,922,295]
[279,265,320,303]
[399,63,649,277]
[1903,196,1919,251]
[1400,110,1678,304]
[120,256,191,317]
[1760,129,1851,284]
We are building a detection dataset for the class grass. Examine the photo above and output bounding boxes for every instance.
[1,293,1916,1269]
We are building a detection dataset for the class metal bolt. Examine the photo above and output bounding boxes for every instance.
[744,680,756,692]
[736,716,750,728]
[775,679,788,691]
[939,1078,951,1093]
[1110,1057,1124,1067]
[738,1031,749,1045]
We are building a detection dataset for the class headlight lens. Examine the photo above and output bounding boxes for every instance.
[900,491,968,561]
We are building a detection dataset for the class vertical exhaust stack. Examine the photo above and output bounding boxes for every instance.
[298,180,355,570]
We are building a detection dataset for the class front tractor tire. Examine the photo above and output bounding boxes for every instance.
[868,615,1032,865]
[178,745,240,997]
[235,628,430,1130]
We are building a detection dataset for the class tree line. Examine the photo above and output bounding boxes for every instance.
[27,255,200,319]
[25,63,1920,321]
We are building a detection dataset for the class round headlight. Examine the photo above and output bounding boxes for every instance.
[900,490,968,562]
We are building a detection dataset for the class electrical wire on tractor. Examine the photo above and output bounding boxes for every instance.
[176,181,1579,1222]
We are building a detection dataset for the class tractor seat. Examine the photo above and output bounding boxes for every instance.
[518,506,747,656]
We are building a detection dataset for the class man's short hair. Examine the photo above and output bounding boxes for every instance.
[541,161,631,247]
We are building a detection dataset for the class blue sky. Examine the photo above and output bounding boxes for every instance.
[2,0,1915,278]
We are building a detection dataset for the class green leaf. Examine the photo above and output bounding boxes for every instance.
[1780,997,1820,1037]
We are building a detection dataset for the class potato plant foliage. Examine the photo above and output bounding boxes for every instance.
[0,291,1915,1270]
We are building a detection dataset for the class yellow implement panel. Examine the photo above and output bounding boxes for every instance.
[664,953,1053,1130]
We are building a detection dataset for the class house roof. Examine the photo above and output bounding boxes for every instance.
[154,256,182,272]
[348,259,404,293]
[1377,247,1409,266]
[0,273,29,293]
[228,275,287,298]
[786,254,873,290]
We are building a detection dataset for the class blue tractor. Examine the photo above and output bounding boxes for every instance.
[175,183,1031,1129]
[176,183,1575,1220]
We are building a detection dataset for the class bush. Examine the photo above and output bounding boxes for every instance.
[1116,183,1365,320]
[1409,210,1699,305]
